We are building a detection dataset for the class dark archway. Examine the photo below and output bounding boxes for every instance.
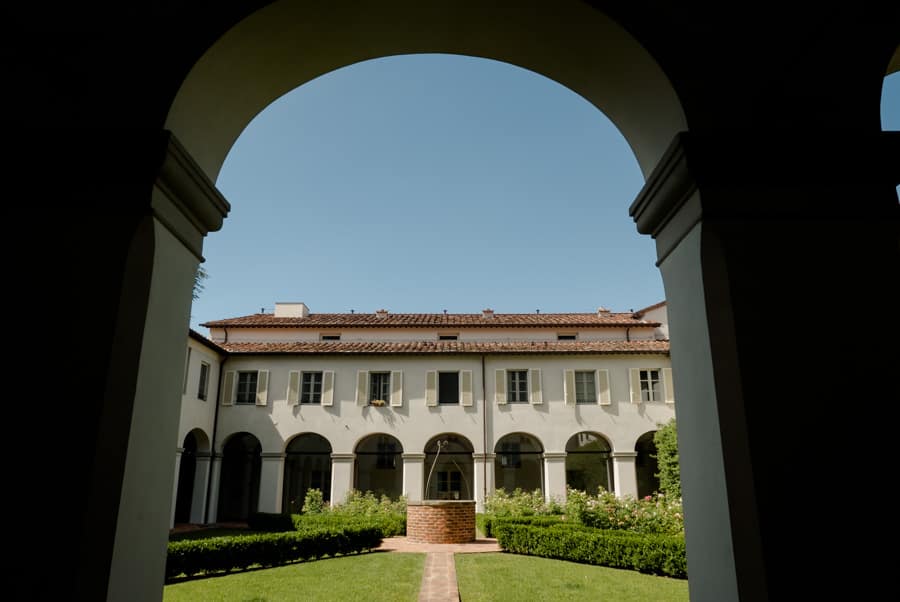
[635,431,660,499]
[217,432,262,521]
[283,433,332,514]
[565,432,614,495]
[424,434,474,500]
[354,434,403,499]
[173,432,198,524]
[494,433,544,495]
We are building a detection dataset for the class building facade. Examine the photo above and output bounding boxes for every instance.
[173,301,675,526]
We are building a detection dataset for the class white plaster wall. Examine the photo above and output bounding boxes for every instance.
[212,354,674,458]
[177,338,221,447]
[640,305,670,340]
[485,356,675,454]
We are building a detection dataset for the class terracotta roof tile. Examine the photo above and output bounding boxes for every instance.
[201,312,660,329]
[188,328,227,354]
[633,300,667,318]
[218,340,670,355]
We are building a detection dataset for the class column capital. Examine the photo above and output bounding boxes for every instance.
[472,453,496,461]
[542,452,567,460]
[402,453,426,461]
[611,451,638,459]
[260,452,285,460]
[331,453,356,462]
[153,131,231,259]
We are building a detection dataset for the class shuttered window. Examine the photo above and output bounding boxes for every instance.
[460,370,473,407]
[301,371,323,404]
[236,371,258,404]
[507,370,528,403]
[575,371,596,404]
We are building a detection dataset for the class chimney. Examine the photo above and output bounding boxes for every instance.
[482,308,495,319]
[274,302,310,318]
[375,308,389,318]
[597,306,611,316]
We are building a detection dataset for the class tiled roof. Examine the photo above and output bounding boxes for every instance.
[188,328,227,354]
[218,340,669,355]
[201,312,660,328]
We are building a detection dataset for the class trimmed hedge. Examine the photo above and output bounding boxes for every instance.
[166,525,382,580]
[494,523,687,579]
[478,514,564,538]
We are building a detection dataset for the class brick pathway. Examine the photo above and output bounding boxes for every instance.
[374,537,502,602]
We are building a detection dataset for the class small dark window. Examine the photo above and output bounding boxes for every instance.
[438,372,459,404]
[369,372,391,404]
[439,334,458,341]
[507,370,528,403]
[557,334,577,340]
[197,362,210,400]
[301,372,323,404]
[236,371,258,404]
[321,334,340,341]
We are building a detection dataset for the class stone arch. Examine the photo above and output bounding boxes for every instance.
[282,433,333,513]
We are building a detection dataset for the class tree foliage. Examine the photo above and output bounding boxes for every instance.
[192,266,208,301]
[653,418,681,498]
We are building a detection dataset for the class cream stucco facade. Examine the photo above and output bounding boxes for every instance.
[173,302,676,525]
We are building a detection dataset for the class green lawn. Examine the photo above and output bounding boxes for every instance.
[164,552,425,602]
[164,551,688,601]
[455,553,689,602]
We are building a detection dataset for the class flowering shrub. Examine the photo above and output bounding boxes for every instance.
[565,486,684,535]
[484,488,564,517]
[294,488,407,537]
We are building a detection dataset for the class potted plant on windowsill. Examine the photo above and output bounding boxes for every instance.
[370,399,386,407]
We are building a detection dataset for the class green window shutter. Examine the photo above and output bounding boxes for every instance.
[425,370,437,406]
[322,370,335,406]
[529,369,542,404]
[461,370,473,406]
[390,370,403,407]
[356,370,368,406]
[495,369,507,404]
[222,370,235,406]
[597,369,611,405]
[664,367,675,404]
[287,371,300,406]
[629,369,642,404]
[564,369,576,405]
[255,370,269,406]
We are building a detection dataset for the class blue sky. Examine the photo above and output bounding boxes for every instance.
[190,55,900,332]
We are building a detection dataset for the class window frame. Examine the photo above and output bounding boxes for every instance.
[197,361,210,401]
[438,371,460,405]
[574,370,596,404]
[300,371,323,404]
[369,371,391,405]
[320,333,341,341]
[506,369,529,403]
[235,370,259,405]
[640,369,662,402]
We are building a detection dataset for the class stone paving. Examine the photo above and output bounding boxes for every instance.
[374,537,502,602]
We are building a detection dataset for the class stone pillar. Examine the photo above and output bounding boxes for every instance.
[330,453,356,507]
[206,454,223,524]
[402,453,426,503]
[107,133,230,602]
[542,452,567,505]
[170,449,183,528]
[611,452,638,499]
[258,453,285,513]
[472,453,494,513]
[191,453,211,524]
[629,131,900,601]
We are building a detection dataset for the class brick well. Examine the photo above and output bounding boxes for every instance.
[406,501,476,544]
